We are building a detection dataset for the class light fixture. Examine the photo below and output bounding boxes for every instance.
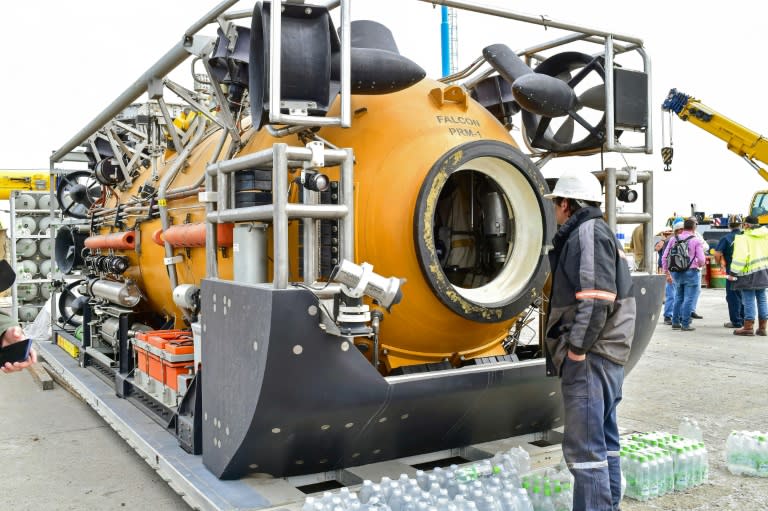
[300,169,330,192]
[617,185,638,203]
[333,260,403,311]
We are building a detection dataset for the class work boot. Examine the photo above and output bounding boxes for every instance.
[758,319,768,336]
[734,320,755,336]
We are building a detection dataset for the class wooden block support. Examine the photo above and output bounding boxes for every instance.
[27,362,54,390]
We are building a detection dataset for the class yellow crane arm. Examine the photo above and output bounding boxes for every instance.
[0,171,50,200]
[661,88,768,181]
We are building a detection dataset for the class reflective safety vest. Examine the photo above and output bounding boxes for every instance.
[731,226,768,290]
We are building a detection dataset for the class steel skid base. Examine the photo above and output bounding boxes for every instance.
[38,332,563,511]
[38,274,663,510]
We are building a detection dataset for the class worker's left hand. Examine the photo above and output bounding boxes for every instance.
[1,348,37,374]
[1,326,37,374]
[567,349,586,361]
[1,325,24,348]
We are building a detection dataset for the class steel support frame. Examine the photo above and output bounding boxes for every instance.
[421,0,652,157]
[596,167,654,274]
[266,0,352,128]
[205,145,355,289]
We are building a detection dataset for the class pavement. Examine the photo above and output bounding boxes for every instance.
[2,287,768,510]
[0,363,187,510]
[620,286,768,510]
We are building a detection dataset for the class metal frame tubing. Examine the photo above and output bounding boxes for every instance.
[595,168,653,274]
[422,0,651,157]
[303,188,319,285]
[420,0,643,45]
[267,0,351,128]
[49,0,236,165]
[9,196,18,322]
[272,144,290,288]
[603,36,616,150]
[205,145,354,289]
[159,120,208,300]
[340,148,354,263]
[205,131,230,279]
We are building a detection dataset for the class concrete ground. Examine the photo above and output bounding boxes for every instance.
[0,366,188,510]
[620,287,768,510]
[2,287,767,510]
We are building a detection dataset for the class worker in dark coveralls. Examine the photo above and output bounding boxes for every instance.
[543,169,636,511]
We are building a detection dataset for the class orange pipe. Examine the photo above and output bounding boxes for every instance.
[153,223,233,248]
[84,231,136,250]
[151,228,164,246]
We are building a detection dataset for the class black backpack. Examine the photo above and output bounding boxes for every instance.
[667,235,693,272]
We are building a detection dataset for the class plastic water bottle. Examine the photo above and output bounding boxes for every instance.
[678,417,703,442]
[367,497,392,511]
[637,456,650,501]
[514,488,532,511]
[528,485,541,510]
[726,431,742,475]
[360,481,376,504]
[625,453,637,499]
[649,453,661,498]
[539,485,555,511]
[509,447,531,475]
[740,433,758,476]
[388,489,405,511]
[497,491,518,511]
[699,442,709,484]
[701,443,709,483]
[674,448,688,490]
[690,445,703,486]
[757,436,768,476]
[664,451,675,494]
[454,465,502,483]
[302,497,318,511]
[552,483,570,511]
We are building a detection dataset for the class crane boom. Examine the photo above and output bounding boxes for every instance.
[662,88,768,181]
[0,171,50,200]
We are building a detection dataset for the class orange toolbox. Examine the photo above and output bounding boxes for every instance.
[133,330,194,391]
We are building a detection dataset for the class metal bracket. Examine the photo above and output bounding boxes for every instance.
[164,255,184,266]
[148,77,164,100]
[306,141,325,168]
[198,191,218,203]
[114,204,126,229]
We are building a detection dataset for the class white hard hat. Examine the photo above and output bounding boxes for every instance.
[543,169,603,204]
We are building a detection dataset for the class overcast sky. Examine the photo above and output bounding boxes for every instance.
[1,1,766,233]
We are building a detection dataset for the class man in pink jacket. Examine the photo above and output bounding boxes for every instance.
[661,218,706,331]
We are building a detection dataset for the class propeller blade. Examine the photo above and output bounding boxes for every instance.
[512,73,578,117]
[579,84,606,111]
[554,117,575,144]
[482,44,533,84]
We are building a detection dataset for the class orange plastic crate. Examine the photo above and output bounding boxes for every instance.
[133,330,195,392]
[162,360,194,391]
[133,343,151,375]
